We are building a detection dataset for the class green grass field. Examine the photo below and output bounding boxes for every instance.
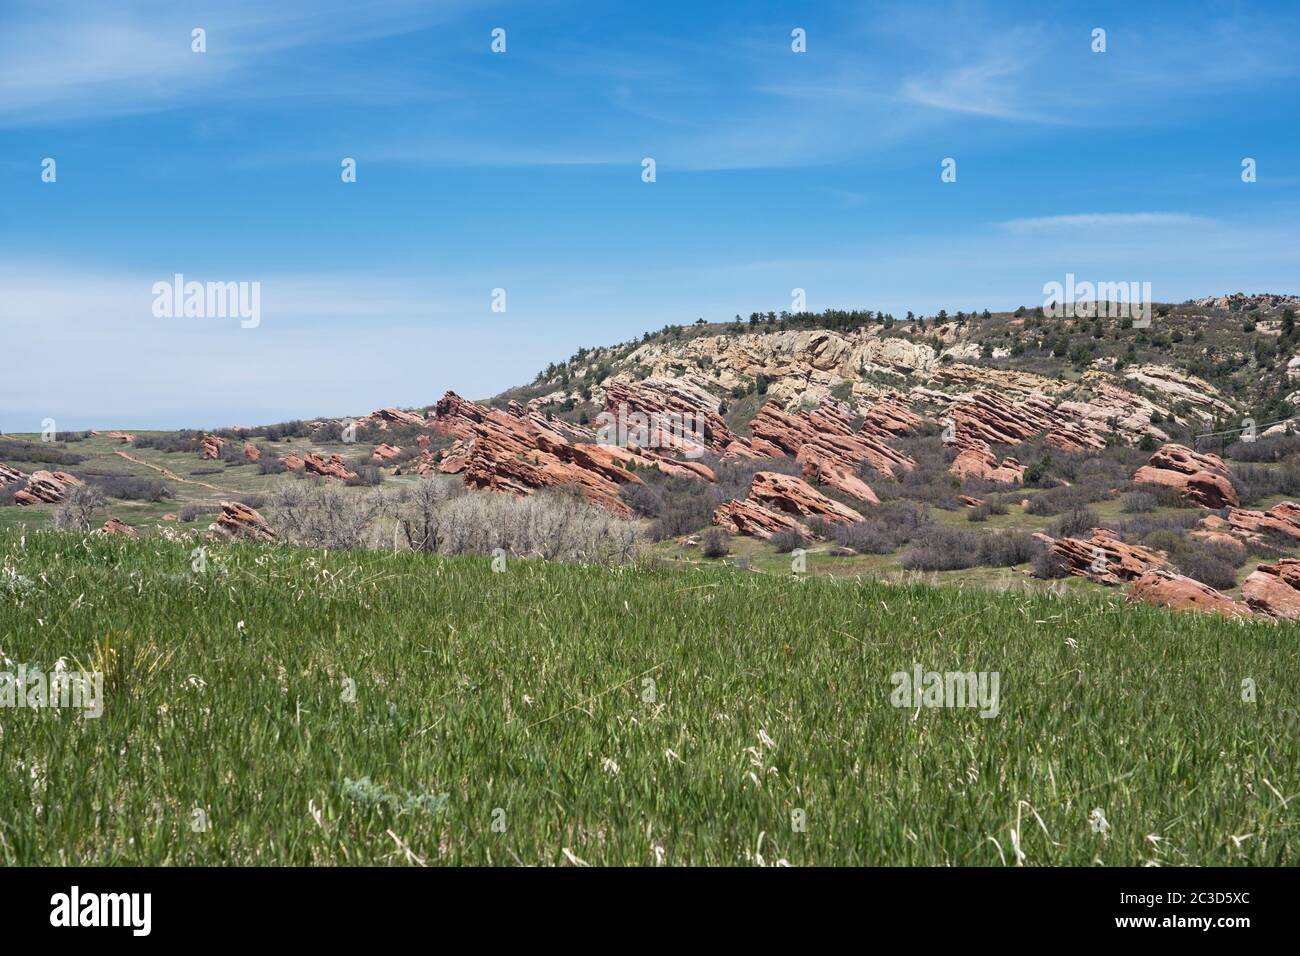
[0,529,1294,866]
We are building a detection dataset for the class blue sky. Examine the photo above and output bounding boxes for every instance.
[2,0,1298,429]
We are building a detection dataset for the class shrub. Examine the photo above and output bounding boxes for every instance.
[900,527,984,571]
[345,464,385,487]
[1032,546,1070,579]
[179,504,221,523]
[1121,491,1157,513]
[1050,506,1101,538]
[52,484,106,533]
[770,527,804,554]
[1175,551,1239,591]
[258,456,288,475]
[85,474,174,502]
[132,432,200,454]
[700,528,730,558]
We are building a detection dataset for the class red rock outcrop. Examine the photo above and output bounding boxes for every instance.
[1133,444,1237,509]
[358,407,427,430]
[1215,502,1300,543]
[243,442,261,462]
[1241,560,1300,620]
[1047,529,1169,585]
[1,463,26,484]
[949,392,1054,447]
[14,470,82,506]
[712,498,807,540]
[858,398,922,439]
[430,392,494,440]
[950,446,1025,484]
[200,434,225,460]
[371,443,402,461]
[449,406,640,516]
[97,517,139,539]
[748,471,863,525]
[749,399,913,480]
[416,434,430,451]
[601,377,733,456]
[207,501,277,543]
[796,445,879,504]
[1127,570,1252,618]
[303,454,358,482]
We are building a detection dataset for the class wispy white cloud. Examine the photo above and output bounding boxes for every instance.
[999,212,1216,232]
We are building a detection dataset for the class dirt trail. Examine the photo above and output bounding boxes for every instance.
[114,450,243,494]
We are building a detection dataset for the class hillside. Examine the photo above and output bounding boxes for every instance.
[3,293,1300,621]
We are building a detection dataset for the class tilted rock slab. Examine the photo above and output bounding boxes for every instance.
[1048,529,1169,585]
[1133,444,1238,509]
[14,470,82,506]
[207,501,277,543]
[1127,569,1252,618]
[1241,559,1300,620]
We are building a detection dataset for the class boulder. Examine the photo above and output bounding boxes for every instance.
[1220,502,1300,542]
[1,462,27,484]
[96,517,139,539]
[200,434,225,460]
[302,454,358,482]
[1241,560,1300,620]
[1048,529,1169,585]
[371,443,402,461]
[207,501,277,543]
[748,471,863,525]
[712,498,807,540]
[796,445,879,505]
[1127,570,1252,618]
[243,442,261,462]
[950,445,1024,484]
[14,470,82,506]
[1133,444,1237,509]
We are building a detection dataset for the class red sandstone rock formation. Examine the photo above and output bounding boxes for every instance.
[14,470,82,506]
[748,471,863,525]
[950,446,1025,484]
[749,399,913,480]
[1,463,27,484]
[358,407,427,430]
[1047,529,1169,585]
[243,442,261,462]
[97,517,139,539]
[1241,559,1300,620]
[207,501,277,543]
[1127,570,1252,618]
[1211,502,1300,542]
[858,398,922,439]
[796,445,879,504]
[1133,444,1237,509]
[958,495,985,508]
[712,498,807,540]
[430,392,494,440]
[303,454,359,482]
[949,392,1054,447]
[601,377,733,456]
[371,443,402,461]
[200,434,225,460]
